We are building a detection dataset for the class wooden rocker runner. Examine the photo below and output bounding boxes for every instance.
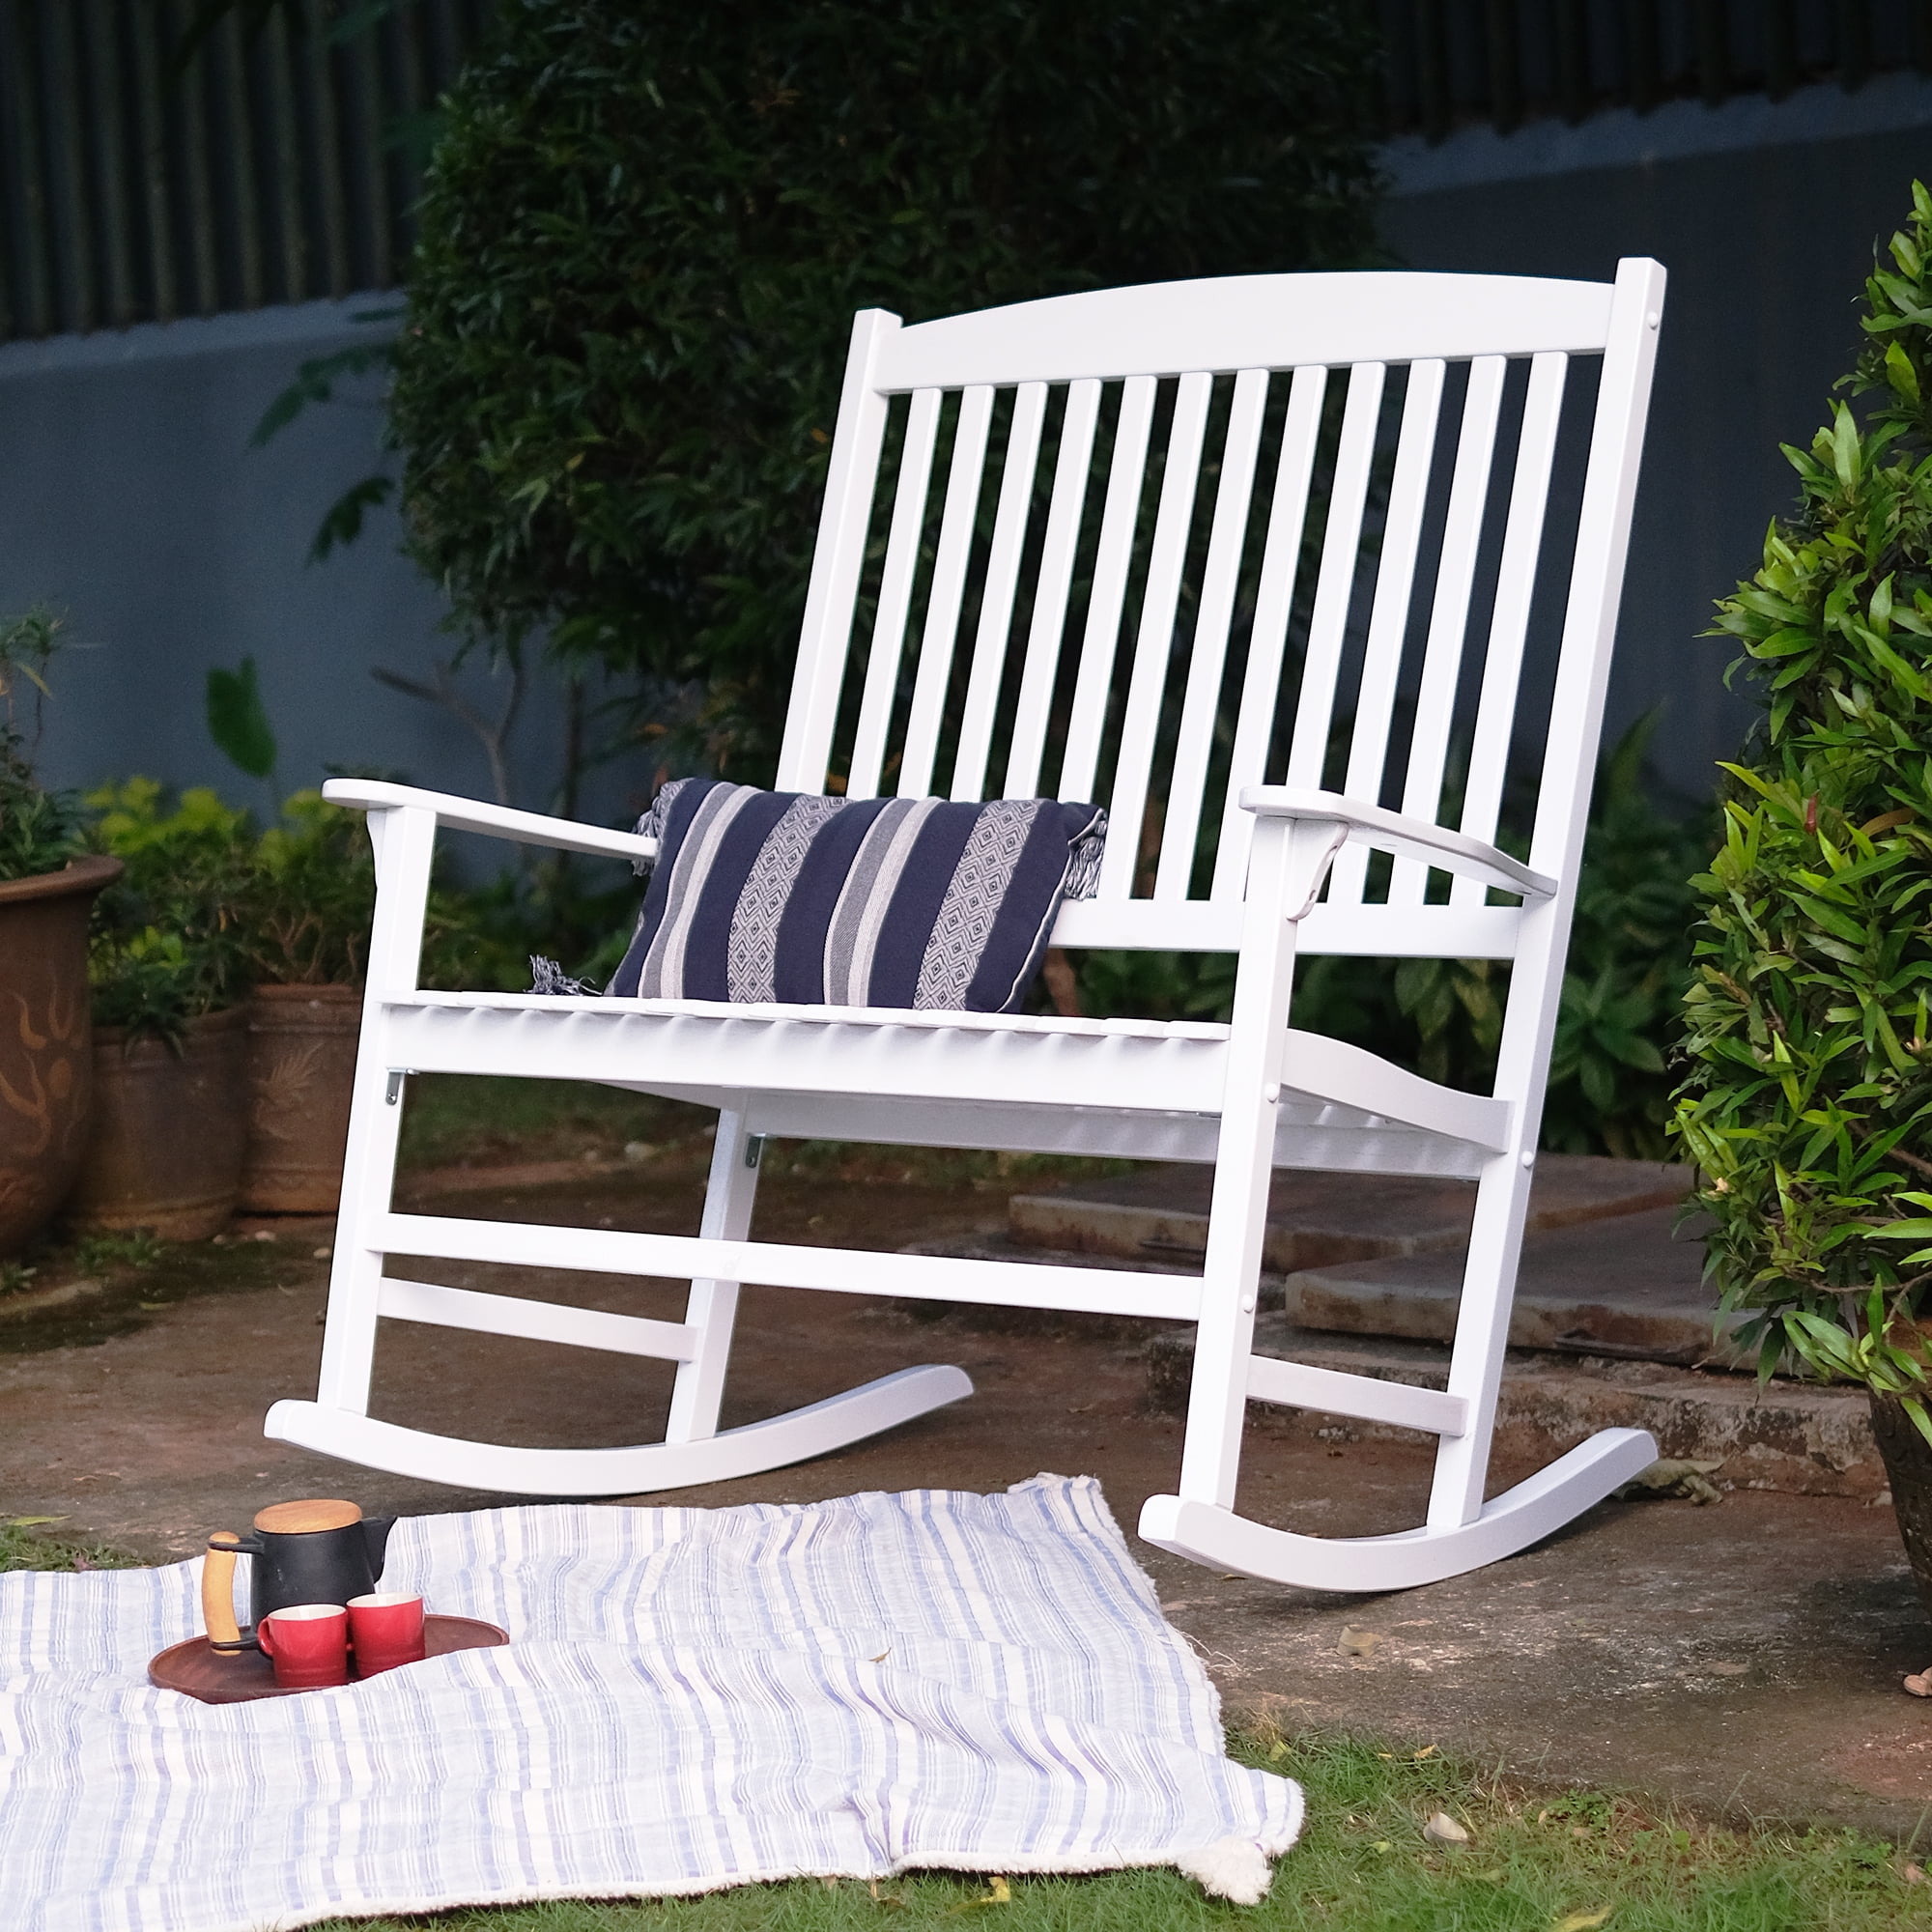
[269,260,1667,1593]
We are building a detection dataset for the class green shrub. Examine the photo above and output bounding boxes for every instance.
[1672,183,1932,1423]
[86,780,254,1045]
[0,608,84,883]
[388,0,1383,777]
[244,790,374,985]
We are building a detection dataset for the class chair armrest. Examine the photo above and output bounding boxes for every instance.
[1237,786,1555,900]
[321,780,659,866]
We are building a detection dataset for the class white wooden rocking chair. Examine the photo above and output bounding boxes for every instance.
[268,260,1666,1592]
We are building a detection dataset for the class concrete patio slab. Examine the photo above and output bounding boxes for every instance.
[0,1161,1925,1844]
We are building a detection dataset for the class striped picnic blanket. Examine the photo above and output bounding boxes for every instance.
[2,1476,1301,1931]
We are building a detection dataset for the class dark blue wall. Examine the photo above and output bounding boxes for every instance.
[1382,99,1932,801]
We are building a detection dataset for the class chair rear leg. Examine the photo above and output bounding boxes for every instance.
[1427,1147,1536,1528]
[665,1105,760,1444]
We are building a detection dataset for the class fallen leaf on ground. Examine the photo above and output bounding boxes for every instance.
[1338,1626,1384,1657]
[867,1649,892,1663]
[1552,1911,1611,1931]
[1424,1812,1469,1845]
[1412,1745,1437,1759]
[1615,1459,1723,1504]
[949,1876,1011,1911]
[1904,1861,1924,1884]
[4,1516,67,1527]
[1371,1841,1391,1854]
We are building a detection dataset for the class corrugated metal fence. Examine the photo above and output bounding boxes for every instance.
[5,2,1930,344]
[0,0,489,342]
[1380,0,1932,140]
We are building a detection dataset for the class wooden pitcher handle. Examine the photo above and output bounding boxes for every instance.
[202,1534,244,1646]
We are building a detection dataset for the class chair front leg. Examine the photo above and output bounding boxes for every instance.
[315,805,435,1415]
[1176,817,1344,1510]
[665,1103,761,1443]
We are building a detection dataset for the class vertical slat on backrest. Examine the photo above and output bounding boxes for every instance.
[777,308,898,792]
[844,387,942,799]
[1005,380,1102,799]
[1210,364,1328,900]
[1327,358,1446,907]
[951,383,1047,800]
[1058,377,1158,805]
[1388,355,1507,907]
[1451,350,1569,904]
[1281,363,1388,789]
[897,384,995,797]
[1154,368,1269,900]
[1098,371,1214,900]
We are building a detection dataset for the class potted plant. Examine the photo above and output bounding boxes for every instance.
[1674,182,1932,1611]
[0,610,123,1255]
[74,781,252,1240]
[233,791,375,1213]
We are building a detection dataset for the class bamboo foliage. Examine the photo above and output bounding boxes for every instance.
[1674,182,1932,1435]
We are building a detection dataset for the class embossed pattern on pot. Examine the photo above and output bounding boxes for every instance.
[241,985,359,1213]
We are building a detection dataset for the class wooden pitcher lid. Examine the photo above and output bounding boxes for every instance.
[252,1498,362,1534]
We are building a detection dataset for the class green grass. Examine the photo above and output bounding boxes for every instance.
[291,1727,1928,1928]
[0,1534,1923,1924]
[0,1516,140,1572]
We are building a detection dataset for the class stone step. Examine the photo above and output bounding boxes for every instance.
[1009,1152,1690,1274]
[1142,1317,1880,1499]
[1008,1153,1714,1367]
[1288,1205,1742,1368]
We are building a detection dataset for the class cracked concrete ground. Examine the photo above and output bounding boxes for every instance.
[2,1159,1928,1844]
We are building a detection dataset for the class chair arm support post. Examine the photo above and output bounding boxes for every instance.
[1238,785,1554,901]
[1175,813,1336,1510]
[361,804,437,1001]
[323,779,660,866]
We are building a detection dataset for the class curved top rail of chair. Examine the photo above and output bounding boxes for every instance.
[875,269,1639,392]
[321,779,659,865]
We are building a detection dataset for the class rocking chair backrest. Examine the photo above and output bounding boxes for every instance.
[776,264,1663,963]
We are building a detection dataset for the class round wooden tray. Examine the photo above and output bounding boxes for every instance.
[149,1614,508,1704]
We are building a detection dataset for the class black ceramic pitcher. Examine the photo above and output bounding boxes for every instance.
[202,1499,395,1652]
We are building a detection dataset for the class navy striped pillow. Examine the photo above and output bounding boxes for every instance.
[606,781,1106,1013]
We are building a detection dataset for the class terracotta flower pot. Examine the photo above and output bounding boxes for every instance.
[71,1005,249,1240]
[0,854,123,1255]
[1870,1392,1932,1619]
[240,982,361,1213]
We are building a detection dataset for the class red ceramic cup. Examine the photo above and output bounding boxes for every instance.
[257,1604,350,1689]
[348,1591,427,1676]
